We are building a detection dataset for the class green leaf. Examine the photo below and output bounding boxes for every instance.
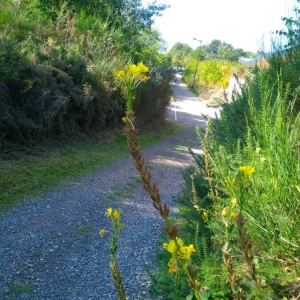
[186,294,193,300]
[252,257,259,265]
[199,291,211,300]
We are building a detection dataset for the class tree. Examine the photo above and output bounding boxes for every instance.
[191,46,206,61]
[131,29,166,66]
[216,42,233,60]
[168,43,193,66]
[33,0,167,30]
[207,39,221,55]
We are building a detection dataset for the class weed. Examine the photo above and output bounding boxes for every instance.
[128,175,143,183]
[7,282,34,296]
[126,182,137,188]
[113,190,132,199]
[53,232,62,239]
[74,225,92,235]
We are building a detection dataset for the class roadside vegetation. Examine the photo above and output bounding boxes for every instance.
[149,2,300,299]
[168,39,253,106]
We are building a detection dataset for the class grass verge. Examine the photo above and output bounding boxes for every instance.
[0,122,183,212]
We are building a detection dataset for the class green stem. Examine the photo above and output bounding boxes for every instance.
[126,87,134,113]
[184,265,202,300]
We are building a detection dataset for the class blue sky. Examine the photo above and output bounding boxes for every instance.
[143,0,297,53]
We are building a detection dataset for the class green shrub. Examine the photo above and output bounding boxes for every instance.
[134,75,172,128]
[0,36,27,80]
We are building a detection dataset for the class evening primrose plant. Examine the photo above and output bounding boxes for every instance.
[116,62,150,119]
[99,62,207,300]
[99,207,126,300]
[220,165,267,299]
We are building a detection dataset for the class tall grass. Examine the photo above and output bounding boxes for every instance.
[154,59,300,298]
[211,74,300,251]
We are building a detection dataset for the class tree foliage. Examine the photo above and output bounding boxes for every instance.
[168,39,255,67]
[168,42,193,66]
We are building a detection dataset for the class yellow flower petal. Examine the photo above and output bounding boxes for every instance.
[178,244,196,260]
[187,244,196,254]
[106,207,113,216]
[141,75,150,82]
[231,211,238,218]
[231,198,237,207]
[129,64,139,73]
[137,62,149,73]
[116,70,125,78]
[224,176,231,186]
[222,207,228,217]
[239,165,255,175]
[163,240,176,253]
[167,257,177,273]
[99,229,105,237]
[113,210,120,219]
[126,70,133,77]
[176,237,184,247]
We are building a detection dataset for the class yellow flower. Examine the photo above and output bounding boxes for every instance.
[224,176,231,186]
[163,240,176,253]
[126,70,133,77]
[163,238,184,253]
[137,62,149,73]
[230,198,237,207]
[116,70,125,78]
[140,74,150,81]
[99,229,106,237]
[239,165,255,175]
[106,207,113,216]
[167,257,177,273]
[178,244,196,260]
[113,210,120,219]
[129,64,139,73]
[176,237,184,247]
[203,211,208,217]
[122,117,127,123]
[222,207,228,217]
[231,211,237,218]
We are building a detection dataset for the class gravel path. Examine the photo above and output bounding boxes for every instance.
[0,77,220,300]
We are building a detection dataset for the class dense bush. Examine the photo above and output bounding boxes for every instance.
[134,74,172,126]
[0,1,172,150]
[183,59,241,95]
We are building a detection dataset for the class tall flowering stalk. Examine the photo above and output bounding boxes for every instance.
[100,208,126,300]
[116,63,205,300]
[220,164,264,298]
[117,62,150,120]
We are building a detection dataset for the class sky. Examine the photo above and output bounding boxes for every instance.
[143,0,297,53]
